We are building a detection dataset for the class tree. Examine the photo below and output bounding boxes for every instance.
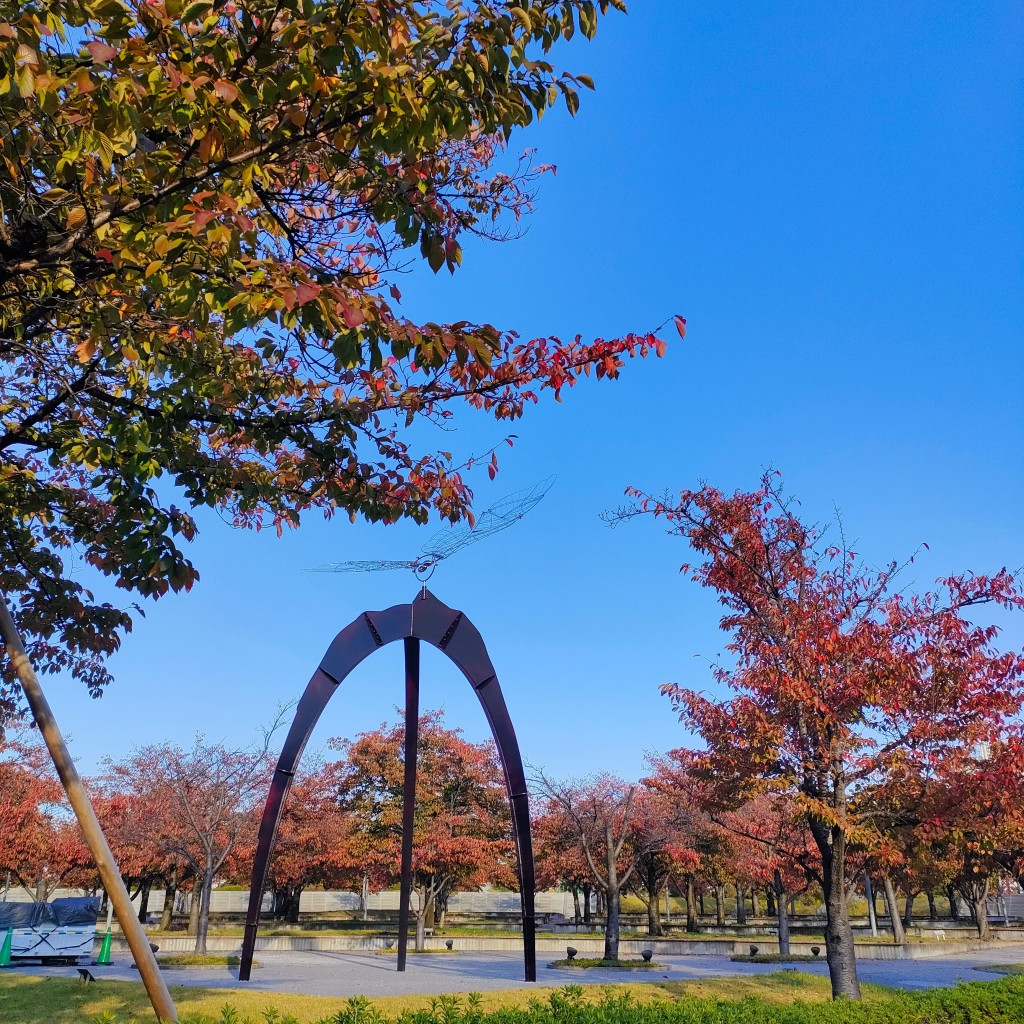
[260,761,355,923]
[533,805,595,927]
[334,710,513,950]
[534,772,665,960]
[104,736,271,952]
[626,789,686,937]
[616,471,1024,999]
[919,735,1024,939]
[0,732,90,897]
[93,776,192,925]
[0,0,672,718]
[645,747,812,946]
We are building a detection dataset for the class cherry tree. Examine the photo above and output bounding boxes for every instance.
[533,807,596,927]
[533,773,668,960]
[104,737,272,952]
[260,762,356,923]
[615,471,1024,998]
[334,711,513,950]
[0,734,89,898]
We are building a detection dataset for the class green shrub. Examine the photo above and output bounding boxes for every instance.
[64,977,1024,1024]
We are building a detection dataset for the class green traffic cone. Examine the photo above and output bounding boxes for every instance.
[0,927,12,967]
[95,928,112,966]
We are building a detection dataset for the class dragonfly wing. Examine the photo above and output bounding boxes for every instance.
[309,559,416,573]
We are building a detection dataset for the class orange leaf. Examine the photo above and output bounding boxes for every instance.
[75,337,98,363]
[674,315,687,339]
[85,40,118,63]
[214,81,239,104]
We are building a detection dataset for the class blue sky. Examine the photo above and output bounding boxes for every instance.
[49,2,1022,782]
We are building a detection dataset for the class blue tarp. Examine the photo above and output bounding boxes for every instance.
[0,896,99,929]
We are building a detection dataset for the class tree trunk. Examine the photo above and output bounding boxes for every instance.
[947,884,961,921]
[881,876,906,945]
[582,882,593,926]
[602,821,621,960]
[187,879,201,935]
[137,879,152,924]
[765,885,776,917]
[571,885,582,926]
[736,885,747,925]
[160,882,176,932]
[902,886,915,929]
[965,879,991,939]
[751,888,760,919]
[773,869,790,956]
[647,861,664,936]
[286,886,302,924]
[413,885,437,952]
[272,886,288,919]
[415,906,426,952]
[973,897,989,938]
[665,885,672,925]
[194,864,214,955]
[646,890,662,937]
[685,876,698,933]
[35,874,48,903]
[603,888,621,960]
[714,883,726,926]
[698,890,705,916]
[865,875,878,937]
[813,823,861,1000]
[361,873,369,923]
[927,891,937,921]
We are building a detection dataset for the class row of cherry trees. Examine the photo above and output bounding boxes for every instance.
[0,712,517,954]
[2,476,1020,997]
[5,711,1024,963]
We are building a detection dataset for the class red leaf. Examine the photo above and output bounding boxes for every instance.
[85,40,118,63]
[674,315,687,339]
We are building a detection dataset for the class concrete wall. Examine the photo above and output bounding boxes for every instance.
[16,887,588,918]
[113,934,993,960]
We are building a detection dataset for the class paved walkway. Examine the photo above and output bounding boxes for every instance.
[10,945,1024,998]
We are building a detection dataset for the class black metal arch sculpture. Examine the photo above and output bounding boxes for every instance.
[238,589,537,982]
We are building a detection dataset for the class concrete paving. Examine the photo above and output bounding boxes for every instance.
[9,945,1024,999]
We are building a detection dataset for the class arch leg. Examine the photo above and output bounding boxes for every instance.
[397,638,420,971]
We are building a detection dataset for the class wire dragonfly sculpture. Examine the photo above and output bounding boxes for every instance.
[313,476,554,581]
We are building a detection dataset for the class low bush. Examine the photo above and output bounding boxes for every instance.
[8,974,1024,1024]
[547,959,664,970]
[731,954,826,963]
[97,975,1024,1024]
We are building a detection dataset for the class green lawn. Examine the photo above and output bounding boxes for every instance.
[976,964,1024,976]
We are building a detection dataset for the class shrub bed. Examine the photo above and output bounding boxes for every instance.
[548,959,664,970]
[731,954,827,963]
[178,977,1024,1024]
[6,973,1024,1024]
